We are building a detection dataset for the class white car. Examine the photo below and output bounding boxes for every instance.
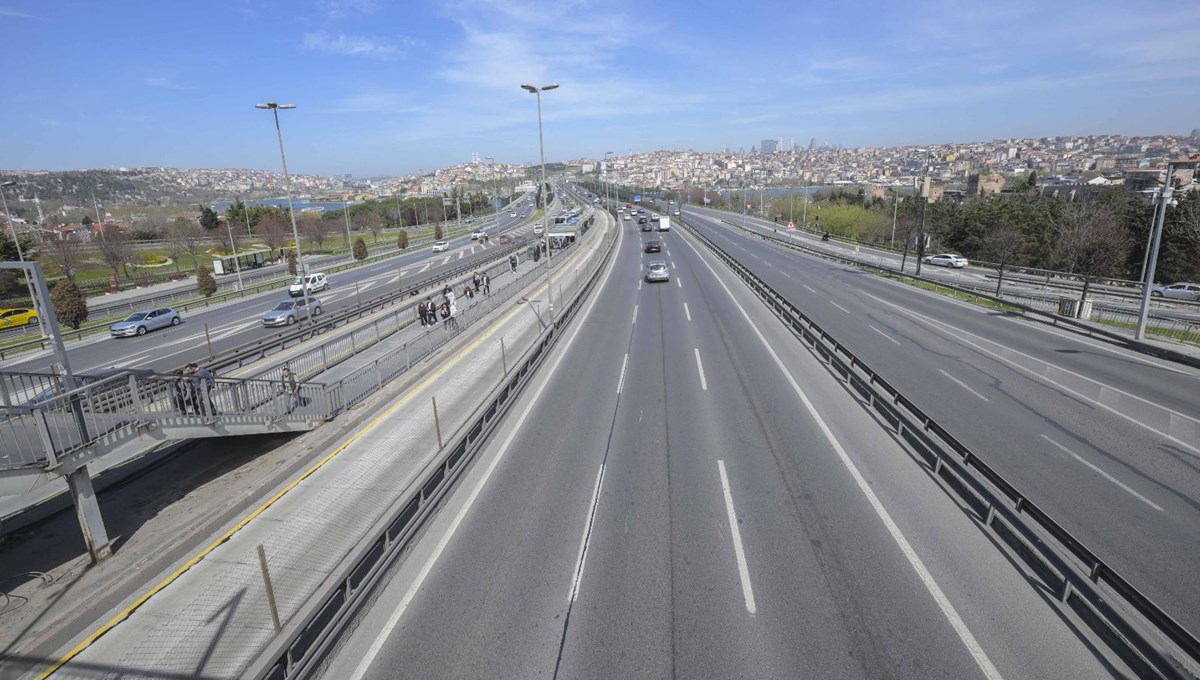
[624,214,632,221]
[289,272,328,297]
[922,253,968,268]
[471,230,487,240]
[673,210,681,216]
[431,241,449,252]
[510,212,517,217]
[1150,282,1200,300]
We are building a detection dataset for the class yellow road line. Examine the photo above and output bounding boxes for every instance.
[38,229,602,679]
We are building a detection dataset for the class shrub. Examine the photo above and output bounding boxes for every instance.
[51,280,88,330]
[353,237,368,260]
[397,230,409,250]
[196,265,217,297]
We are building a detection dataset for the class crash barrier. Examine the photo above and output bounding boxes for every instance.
[0,370,328,471]
[680,217,1200,679]
[707,215,1200,370]
[239,216,617,679]
[0,208,531,357]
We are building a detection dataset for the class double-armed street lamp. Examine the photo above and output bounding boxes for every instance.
[484,156,499,234]
[520,82,558,321]
[604,151,614,211]
[0,180,46,338]
[254,101,313,324]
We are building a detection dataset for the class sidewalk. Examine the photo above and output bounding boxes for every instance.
[0,211,615,680]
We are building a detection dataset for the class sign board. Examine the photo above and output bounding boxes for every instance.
[786,221,796,231]
[633,195,642,203]
[442,197,453,207]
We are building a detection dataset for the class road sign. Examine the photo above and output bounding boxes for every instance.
[633,195,642,202]
[786,221,796,231]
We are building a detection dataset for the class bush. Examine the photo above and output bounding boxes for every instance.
[353,237,368,260]
[397,230,409,250]
[196,265,217,297]
[287,251,297,276]
[433,224,443,240]
[51,280,88,330]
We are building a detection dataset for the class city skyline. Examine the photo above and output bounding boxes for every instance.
[4,0,1199,176]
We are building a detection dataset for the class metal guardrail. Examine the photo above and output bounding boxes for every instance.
[243,211,616,680]
[706,215,1200,369]
[680,215,1200,679]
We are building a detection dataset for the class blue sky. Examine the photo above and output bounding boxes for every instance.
[4,0,1199,176]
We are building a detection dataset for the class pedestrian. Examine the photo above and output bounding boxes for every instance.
[186,363,218,415]
[481,272,491,295]
[281,366,300,413]
[419,297,430,327]
[448,299,460,330]
[472,271,481,292]
[171,369,195,414]
[440,300,451,330]
[463,285,473,308]
[446,286,456,308]
[509,254,518,273]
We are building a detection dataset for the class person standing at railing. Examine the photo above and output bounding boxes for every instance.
[186,363,219,415]
[440,300,451,331]
[448,298,460,330]
[172,369,196,415]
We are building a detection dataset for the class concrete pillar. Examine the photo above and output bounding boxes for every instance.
[67,465,112,562]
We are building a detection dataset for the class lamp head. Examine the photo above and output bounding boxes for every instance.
[520,84,538,93]
[541,83,559,91]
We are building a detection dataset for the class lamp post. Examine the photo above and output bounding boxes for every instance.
[254,101,313,324]
[604,151,614,212]
[1134,158,1195,340]
[342,200,353,249]
[484,156,499,230]
[521,82,558,321]
[225,211,244,291]
[0,181,45,337]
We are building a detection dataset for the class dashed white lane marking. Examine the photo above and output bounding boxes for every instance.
[937,368,990,402]
[869,325,901,346]
[420,261,432,273]
[671,261,676,270]
[684,303,692,321]
[617,353,629,394]
[829,301,850,313]
[633,304,638,324]
[717,460,756,614]
[569,464,606,602]
[694,348,708,391]
[1040,435,1164,512]
[680,230,1003,680]
[387,274,401,284]
[440,256,451,266]
[802,284,816,293]
[676,276,682,289]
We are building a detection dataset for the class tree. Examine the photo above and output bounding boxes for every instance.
[225,199,248,233]
[196,265,217,297]
[433,223,444,240]
[256,213,291,253]
[0,231,34,262]
[352,237,368,260]
[397,229,409,250]
[169,217,207,269]
[362,210,383,243]
[298,213,329,251]
[980,220,1027,296]
[81,214,93,226]
[51,279,88,330]
[198,205,220,231]
[96,227,136,279]
[1054,206,1133,314]
[40,235,86,283]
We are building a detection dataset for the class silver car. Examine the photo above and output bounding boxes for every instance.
[922,253,968,268]
[1150,282,1200,301]
[110,307,181,337]
[645,260,670,283]
[262,297,322,327]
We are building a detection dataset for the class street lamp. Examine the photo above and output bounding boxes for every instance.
[254,101,313,324]
[1135,156,1198,339]
[0,181,46,338]
[604,151,614,212]
[520,82,558,321]
[484,157,499,229]
[342,200,353,249]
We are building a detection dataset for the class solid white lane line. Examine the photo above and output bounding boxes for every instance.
[869,325,901,346]
[829,301,850,313]
[617,353,629,394]
[802,284,816,293]
[420,261,432,272]
[1040,435,1164,512]
[569,464,606,602]
[937,369,990,402]
[694,348,708,391]
[387,274,401,284]
[680,232,1003,680]
[440,256,451,266]
[684,302,692,321]
[633,304,638,324]
[717,460,756,614]
[347,220,620,680]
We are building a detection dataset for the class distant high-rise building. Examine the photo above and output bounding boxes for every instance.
[760,139,777,153]
[809,137,817,151]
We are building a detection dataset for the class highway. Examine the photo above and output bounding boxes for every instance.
[0,195,539,376]
[673,205,1200,633]
[318,194,1116,678]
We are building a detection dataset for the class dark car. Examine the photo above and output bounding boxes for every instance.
[644,240,662,253]
[638,217,648,225]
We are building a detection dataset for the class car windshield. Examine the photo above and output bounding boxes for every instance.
[293,276,310,285]
[272,302,295,311]
[124,312,149,322]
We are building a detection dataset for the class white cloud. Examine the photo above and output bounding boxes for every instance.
[318,0,378,18]
[302,31,406,59]
[0,7,32,18]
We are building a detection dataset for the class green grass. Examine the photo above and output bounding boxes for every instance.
[1090,317,1200,346]
[879,271,1025,314]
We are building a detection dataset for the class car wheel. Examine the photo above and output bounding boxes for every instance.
[1150,291,1163,298]
[171,316,181,326]
[137,326,147,336]
[29,317,39,325]
[287,315,296,325]
[313,306,322,316]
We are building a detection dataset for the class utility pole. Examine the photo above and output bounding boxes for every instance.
[891,188,900,248]
[1135,160,1183,340]
[342,201,353,248]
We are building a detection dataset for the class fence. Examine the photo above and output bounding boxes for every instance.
[680,216,1200,679]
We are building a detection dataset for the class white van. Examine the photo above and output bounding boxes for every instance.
[289,272,328,297]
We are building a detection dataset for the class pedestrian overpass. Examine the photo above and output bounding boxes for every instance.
[0,369,330,561]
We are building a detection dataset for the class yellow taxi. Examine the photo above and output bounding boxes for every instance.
[0,308,39,328]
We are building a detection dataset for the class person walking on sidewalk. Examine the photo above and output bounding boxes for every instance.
[509,254,518,273]
[440,300,451,330]
[281,366,301,413]
[463,285,474,308]
[448,298,460,331]
[472,271,481,293]
[481,271,491,295]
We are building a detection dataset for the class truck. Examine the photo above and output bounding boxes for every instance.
[657,216,671,232]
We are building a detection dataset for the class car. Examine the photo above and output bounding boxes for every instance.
[110,308,181,337]
[673,210,681,216]
[471,230,487,240]
[640,222,653,232]
[510,212,517,217]
[431,241,449,252]
[262,297,322,327]
[638,217,648,225]
[0,308,38,328]
[1150,282,1200,300]
[289,272,328,297]
[651,214,660,222]
[922,253,968,268]
[624,214,632,221]
[645,260,670,283]
[644,240,662,253]
[533,225,545,236]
